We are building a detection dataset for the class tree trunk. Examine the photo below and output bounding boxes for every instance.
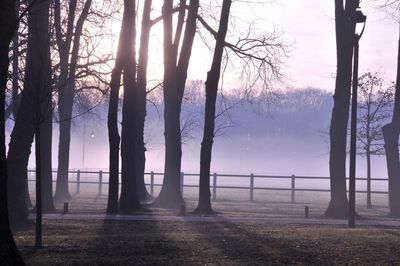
[135,0,152,202]
[366,147,372,209]
[54,0,92,201]
[153,0,199,209]
[40,111,55,213]
[119,0,141,213]
[54,87,73,200]
[325,0,358,218]
[106,67,121,214]
[0,0,25,263]
[194,0,231,214]
[383,30,400,217]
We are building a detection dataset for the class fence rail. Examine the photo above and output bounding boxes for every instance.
[27,169,389,203]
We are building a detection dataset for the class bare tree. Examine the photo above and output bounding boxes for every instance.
[0,0,24,263]
[357,71,394,209]
[194,0,232,214]
[325,0,359,218]
[152,0,200,208]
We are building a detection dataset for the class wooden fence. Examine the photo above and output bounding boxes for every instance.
[27,169,389,204]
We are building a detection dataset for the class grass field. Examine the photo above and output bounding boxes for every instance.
[15,219,400,265]
[16,188,400,265]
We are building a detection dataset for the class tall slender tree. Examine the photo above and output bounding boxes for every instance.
[194,0,232,214]
[0,0,25,263]
[135,0,152,201]
[325,0,359,218]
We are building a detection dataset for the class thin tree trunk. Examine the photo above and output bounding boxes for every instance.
[0,0,25,262]
[135,0,152,202]
[325,0,358,218]
[106,67,121,214]
[194,0,231,214]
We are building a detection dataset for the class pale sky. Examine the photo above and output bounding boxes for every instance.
[257,0,399,91]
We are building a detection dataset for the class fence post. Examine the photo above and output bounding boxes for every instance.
[180,172,184,195]
[150,171,154,196]
[99,170,103,195]
[77,170,81,193]
[291,174,295,203]
[250,173,254,201]
[213,173,217,200]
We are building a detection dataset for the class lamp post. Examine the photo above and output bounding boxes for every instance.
[349,7,366,228]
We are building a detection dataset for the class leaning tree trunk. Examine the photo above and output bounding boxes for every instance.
[153,0,199,208]
[135,0,152,202]
[106,66,122,214]
[106,6,127,213]
[325,0,357,218]
[195,0,231,214]
[383,29,400,217]
[119,0,141,213]
[0,0,25,263]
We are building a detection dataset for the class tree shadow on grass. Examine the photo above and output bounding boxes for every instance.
[91,219,192,265]
[185,219,331,265]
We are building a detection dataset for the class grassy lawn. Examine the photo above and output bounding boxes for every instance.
[15,219,400,265]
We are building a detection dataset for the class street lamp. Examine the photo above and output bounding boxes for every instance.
[349,6,366,228]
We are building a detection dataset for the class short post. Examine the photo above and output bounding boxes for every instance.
[150,171,154,196]
[180,172,184,195]
[99,170,103,195]
[250,173,254,201]
[77,170,81,194]
[291,174,295,203]
[212,173,217,200]
[305,206,309,218]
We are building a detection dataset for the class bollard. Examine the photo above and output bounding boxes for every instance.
[305,206,309,218]
[63,202,69,214]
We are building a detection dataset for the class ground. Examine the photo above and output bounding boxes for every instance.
[15,187,400,265]
[15,219,400,265]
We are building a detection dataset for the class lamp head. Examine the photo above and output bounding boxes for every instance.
[352,8,367,24]
[352,7,367,38]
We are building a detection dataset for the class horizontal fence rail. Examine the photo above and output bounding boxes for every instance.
[27,169,389,204]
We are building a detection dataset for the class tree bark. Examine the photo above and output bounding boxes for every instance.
[194,0,231,214]
[119,0,141,213]
[0,0,25,263]
[383,31,400,217]
[153,0,199,209]
[325,0,358,218]
[135,0,152,202]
